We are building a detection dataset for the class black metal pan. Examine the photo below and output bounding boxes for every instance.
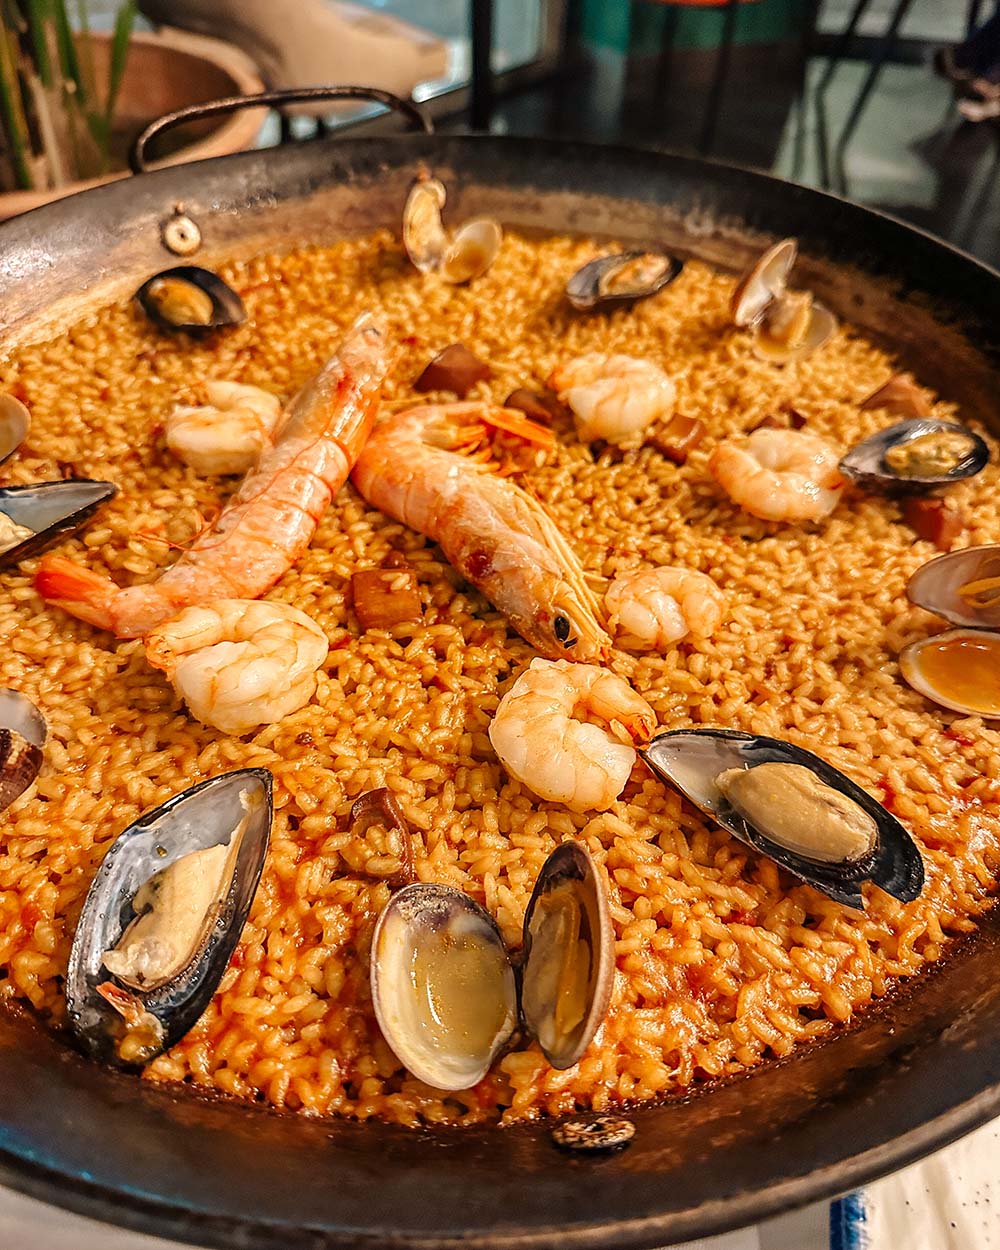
[0,88,998,1250]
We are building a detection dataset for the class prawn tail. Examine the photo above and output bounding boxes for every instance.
[35,556,120,632]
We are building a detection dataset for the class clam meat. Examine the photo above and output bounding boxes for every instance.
[640,729,924,909]
[136,266,246,333]
[402,173,502,285]
[0,480,117,569]
[0,688,45,815]
[0,393,30,466]
[66,769,272,1066]
[730,238,836,364]
[839,419,988,493]
[370,842,614,1090]
[565,250,683,312]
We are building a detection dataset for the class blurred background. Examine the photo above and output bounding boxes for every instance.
[4,1,998,265]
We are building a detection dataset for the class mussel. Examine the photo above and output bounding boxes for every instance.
[402,173,502,284]
[0,689,45,814]
[66,769,272,1067]
[565,251,683,312]
[0,393,30,466]
[0,479,117,569]
[370,841,613,1090]
[135,266,246,333]
[640,730,924,909]
[839,419,988,493]
[900,544,1000,717]
[730,238,837,364]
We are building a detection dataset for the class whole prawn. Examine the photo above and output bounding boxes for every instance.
[36,316,390,638]
[351,402,612,661]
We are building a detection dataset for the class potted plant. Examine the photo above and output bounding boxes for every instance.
[0,1,265,218]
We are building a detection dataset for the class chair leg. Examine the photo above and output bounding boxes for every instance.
[814,0,873,189]
[698,0,738,157]
[791,0,822,182]
[832,0,916,194]
[470,0,495,132]
[966,0,983,35]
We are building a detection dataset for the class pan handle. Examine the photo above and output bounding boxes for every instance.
[129,86,433,175]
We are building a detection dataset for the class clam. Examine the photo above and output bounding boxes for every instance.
[66,769,272,1067]
[900,545,1000,717]
[839,419,988,493]
[135,266,245,333]
[730,238,836,364]
[0,689,45,814]
[640,729,924,909]
[565,251,683,312]
[402,174,501,285]
[0,393,30,466]
[370,841,613,1090]
[0,479,117,569]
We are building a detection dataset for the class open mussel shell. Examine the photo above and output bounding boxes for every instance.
[0,689,45,814]
[371,883,518,1091]
[135,266,245,333]
[731,238,797,327]
[0,480,117,569]
[566,251,683,312]
[899,628,1000,718]
[640,729,924,909]
[839,419,988,492]
[520,841,614,1070]
[907,544,1000,630]
[66,769,272,1067]
[0,394,30,466]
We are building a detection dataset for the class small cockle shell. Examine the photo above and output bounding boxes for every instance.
[907,544,1000,629]
[731,238,797,327]
[0,394,30,466]
[136,266,245,333]
[565,251,683,312]
[0,689,45,814]
[839,419,988,493]
[66,769,272,1067]
[899,628,1000,718]
[731,238,836,364]
[0,480,117,570]
[402,174,501,284]
[370,842,614,1090]
[640,729,924,909]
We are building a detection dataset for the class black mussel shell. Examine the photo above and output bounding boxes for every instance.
[0,688,45,814]
[135,266,245,333]
[839,419,989,493]
[66,769,272,1066]
[640,729,924,909]
[0,480,117,569]
[0,394,30,466]
[566,251,683,311]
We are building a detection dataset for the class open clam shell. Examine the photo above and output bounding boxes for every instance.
[907,544,1000,629]
[402,174,501,284]
[839,419,988,492]
[0,480,117,569]
[0,394,30,466]
[566,251,683,312]
[751,297,837,365]
[66,769,272,1067]
[640,730,924,909]
[731,238,797,327]
[0,689,45,814]
[371,883,518,1091]
[370,842,614,1090]
[899,628,1000,718]
[136,266,245,333]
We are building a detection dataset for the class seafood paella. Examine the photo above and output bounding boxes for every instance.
[0,174,998,1129]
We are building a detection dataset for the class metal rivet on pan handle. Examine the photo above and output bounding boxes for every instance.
[129,85,434,177]
[162,206,202,257]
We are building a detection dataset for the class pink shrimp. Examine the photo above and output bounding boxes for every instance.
[351,401,612,661]
[36,316,391,638]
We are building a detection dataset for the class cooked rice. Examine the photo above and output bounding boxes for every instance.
[1,230,998,1125]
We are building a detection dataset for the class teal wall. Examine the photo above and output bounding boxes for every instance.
[581,0,805,54]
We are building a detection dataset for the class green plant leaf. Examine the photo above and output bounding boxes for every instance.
[104,0,134,129]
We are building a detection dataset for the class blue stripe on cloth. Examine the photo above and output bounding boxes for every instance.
[830,1192,869,1250]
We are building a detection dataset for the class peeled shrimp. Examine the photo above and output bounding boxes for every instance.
[548,353,676,447]
[36,316,389,638]
[352,402,612,661]
[145,599,329,734]
[488,657,657,812]
[605,567,725,652]
[709,427,844,523]
[166,381,282,476]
